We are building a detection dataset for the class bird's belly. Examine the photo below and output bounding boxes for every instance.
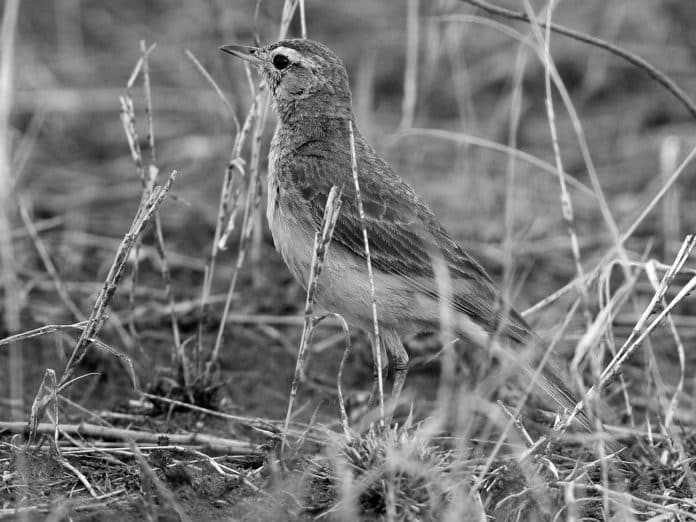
[314,256,427,333]
[275,234,428,333]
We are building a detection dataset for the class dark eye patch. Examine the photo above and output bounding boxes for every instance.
[272,54,290,70]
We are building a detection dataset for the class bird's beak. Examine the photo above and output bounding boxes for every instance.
[220,44,264,65]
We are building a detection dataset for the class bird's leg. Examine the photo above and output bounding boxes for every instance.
[384,332,409,419]
[366,333,389,413]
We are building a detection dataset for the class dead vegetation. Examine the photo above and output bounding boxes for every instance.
[2,0,696,520]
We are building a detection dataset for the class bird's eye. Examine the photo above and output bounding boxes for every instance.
[272,54,290,70]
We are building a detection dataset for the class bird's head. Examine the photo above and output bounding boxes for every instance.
[221,38,352,122]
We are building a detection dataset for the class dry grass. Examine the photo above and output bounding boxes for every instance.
[2,1,696,520]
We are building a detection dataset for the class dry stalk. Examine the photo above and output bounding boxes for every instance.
[280,186,342,457]
[120,59,147,342]
[140,40,183,371]
[130,442,192,522]
[141,392,323,442]
[0,0,22,422]
[438,10,630,269]
[336,323,353,440]
[56,457,98,498]
[523,1,630,285]
[189,50,257,356]
[246,89,270,287]
[59,170,177,388]
[184,49,238,129]
[558,235,696,433]
[660,137,681,259]
[618,143,696,244]
[394,127,594,198]
[460,0,696,120]
[399,0,420,130]
[472,298,580,493]
[278,0,300,40]
[225,0,303,303]
[298,0,307,38]
[348,120,385,427]
[18,200,84,322]
[1,421,258,454]
[0,321,88,346]
[311,312,353,439]
[206,87,268,379]
[26,369,58,446]
[121,42,185,383]
[537,0,592,330]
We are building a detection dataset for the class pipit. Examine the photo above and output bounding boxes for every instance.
[221,39,596,434]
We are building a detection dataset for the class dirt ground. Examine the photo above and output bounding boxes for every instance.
[3,1,696,520]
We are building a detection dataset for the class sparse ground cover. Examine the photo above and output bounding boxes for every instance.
[2,1,696,520]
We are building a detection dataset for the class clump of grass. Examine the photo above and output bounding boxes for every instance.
[307,425,455,520]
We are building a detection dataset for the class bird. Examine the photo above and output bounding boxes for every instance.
[219,38,610,441]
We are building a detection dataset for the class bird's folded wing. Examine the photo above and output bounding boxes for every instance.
[284,154,531,344]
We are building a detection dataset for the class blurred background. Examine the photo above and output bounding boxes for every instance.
[3,0,696,420]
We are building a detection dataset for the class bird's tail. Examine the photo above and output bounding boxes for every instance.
[450,313,625,459]
[497,334,628,460]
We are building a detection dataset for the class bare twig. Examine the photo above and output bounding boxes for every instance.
[1,421,258,454]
